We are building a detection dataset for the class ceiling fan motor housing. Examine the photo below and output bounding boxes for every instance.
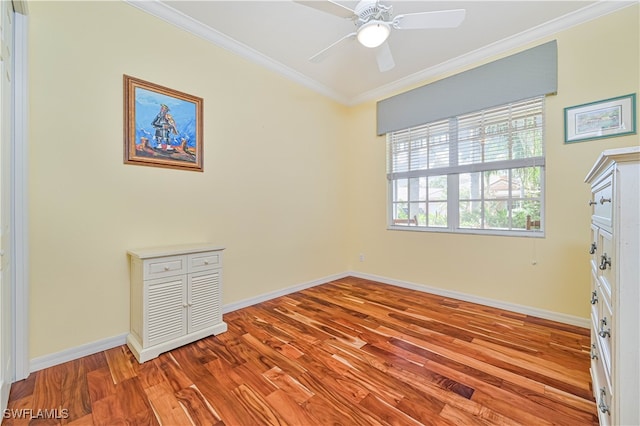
[354,0,392,27]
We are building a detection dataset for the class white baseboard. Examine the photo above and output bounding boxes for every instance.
[348,271,590,328]
[27,270,588,374]
[26,272,350,374]
[222,272,350,313]
[29,333,128,373]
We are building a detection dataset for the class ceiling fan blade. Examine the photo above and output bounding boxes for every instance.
[393,9,466,30]
[309,32,357,63]
[293,0,355,19]
[376,41,395,72]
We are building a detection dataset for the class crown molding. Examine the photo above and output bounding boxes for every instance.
[126,0,636,107]
[125,0,350,105]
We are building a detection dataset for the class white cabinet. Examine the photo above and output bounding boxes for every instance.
[126,244,227,363]
[585,146,640,426]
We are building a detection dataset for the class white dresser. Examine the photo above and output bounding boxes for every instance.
[585,146,640,426]
[126,243,227,363]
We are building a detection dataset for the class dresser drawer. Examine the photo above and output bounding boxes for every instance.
[589,224,599,272]
[597,294,613,375]
[591,172,613,228]
[143,255,187,279]
[597,228,614,302]
[589,329,600,365]
[591,354,613,426]
[590,269,600,321]
[188,251,222,273]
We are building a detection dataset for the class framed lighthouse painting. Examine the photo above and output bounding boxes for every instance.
[124,75,204,172]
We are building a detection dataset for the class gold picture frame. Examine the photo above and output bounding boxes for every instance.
[124,75,204,171]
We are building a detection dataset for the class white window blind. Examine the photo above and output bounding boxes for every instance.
[387,97,545,234]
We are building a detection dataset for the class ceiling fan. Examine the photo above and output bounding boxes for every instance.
[295,0,466,72]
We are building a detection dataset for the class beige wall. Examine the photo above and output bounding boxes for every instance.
[28,2,638,359]
[28,2,350,358]
[346,5,639,317]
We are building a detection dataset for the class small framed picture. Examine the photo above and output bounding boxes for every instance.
[124,75,204,171]
[564,93,636,143]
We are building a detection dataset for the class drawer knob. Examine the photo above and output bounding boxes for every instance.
[164,266,170,271]
[589,242,597,255]
[590,343,598,360]
[588,200,597,206]
[598,317,611,338]
[204,260,209,265]
[599,254,611,270]
[590,291,598,305]
[599,196,612,204]
[598,388,610,415]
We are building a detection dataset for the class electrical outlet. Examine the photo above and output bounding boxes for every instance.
[359,253,365,262]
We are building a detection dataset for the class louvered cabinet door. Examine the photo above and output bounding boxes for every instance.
[144,275,187,347]
[187,269,222,333]
[127,244,227,363]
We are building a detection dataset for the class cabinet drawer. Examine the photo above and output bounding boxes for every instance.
[188,251,222,273]
[597,294,613,375]
[591,173,613,228]
[589,329,600,365]
[590,269,600,322]
[144,255,187,279]
[589,224,599,272]
[597,228,614,302]
[591,355,612,426]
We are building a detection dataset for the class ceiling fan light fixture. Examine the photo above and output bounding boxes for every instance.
[357,20,390,48]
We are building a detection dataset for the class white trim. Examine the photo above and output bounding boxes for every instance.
[11,0,28,16]
[29,333,128,373]
[349,271,590,328]
[223,270,589,328]
[124,0,350,105]
[12,11,29,382]
[0,380,7,415]
[125,0,634,106]
[222,272,349,314]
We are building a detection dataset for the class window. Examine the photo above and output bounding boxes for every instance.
[387,97,544,235]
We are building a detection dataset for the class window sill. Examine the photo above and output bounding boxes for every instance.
[387,225,545,238]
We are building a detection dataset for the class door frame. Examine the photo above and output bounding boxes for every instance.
[12,7,29,383]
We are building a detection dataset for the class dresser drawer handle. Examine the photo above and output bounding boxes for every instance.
[599,254,611,270]
[599,196,612,204]
[164,266,170,271]
[590,291,598,305]
[590,343,598,360]
[598,317,611,338]
[589,242,597,255]
[598,388,610,415]
[588,200,597,206]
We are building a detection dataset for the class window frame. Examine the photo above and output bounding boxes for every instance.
[386,97,545,237]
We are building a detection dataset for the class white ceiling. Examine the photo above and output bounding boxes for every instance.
[129,0,634,105]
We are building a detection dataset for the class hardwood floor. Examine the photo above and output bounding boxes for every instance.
[3,277,597,425]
